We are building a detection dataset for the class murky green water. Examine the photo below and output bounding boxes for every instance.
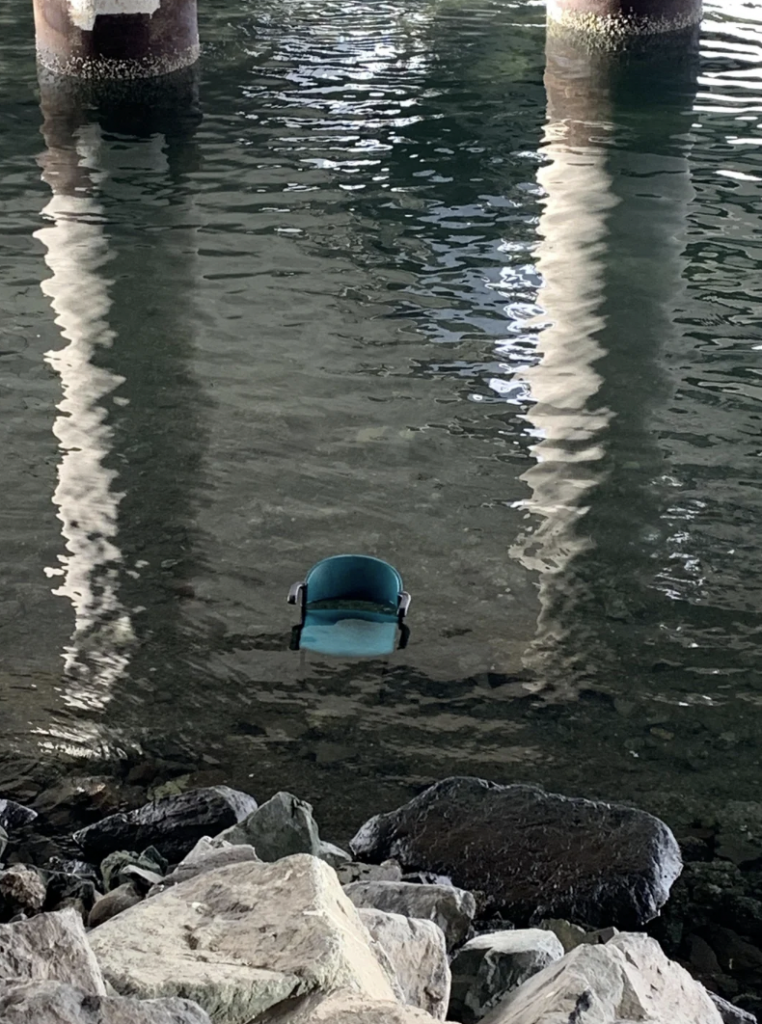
[2,0,762,837]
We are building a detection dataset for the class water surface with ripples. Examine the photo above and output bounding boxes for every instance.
[2,0,762,835]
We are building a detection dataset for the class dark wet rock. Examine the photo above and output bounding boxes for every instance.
[0,981,214,1024]
[343,881,476,951]
[33,777,135,834]
[0,825,7,862]
[0,864,47,920]
[218,791,320,861]
[0,798,38,832]
[44,871,100,916]
[101,848,168,891]
[336,859,403,886]
[449,929,565,1024]
[0,907,106,990]
[710,992,759,1024]
[89,882,143,928]
[350,777,682,929]
[47,858,100,881]
[74,786,257,863]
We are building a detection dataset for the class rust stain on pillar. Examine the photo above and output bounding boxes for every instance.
[34,0,199,78]
[547,0,702,41]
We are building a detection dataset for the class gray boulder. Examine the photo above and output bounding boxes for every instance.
[0,864,47,920]
[74,787,258,863]
[218,792,320,861]
[344,881,475,951]
[257,992,441,1023]
[480,932,722,1024]
[350,777,682,929]
[449,929,565,1023]
[0,907,106,992]
[710,993,759,1024]
[358,907,450,1019]
[88,855,396,1022]
[336,860,403,885]
[0,981,213,1024]
[317,842,352,869]
[149,840,259,893]
[89,883,144,928]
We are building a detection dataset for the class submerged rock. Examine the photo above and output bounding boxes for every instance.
[449,929,565,1024]
[218,791,320,861]
[73,786,258,863]
[479,932,722,1024]
[358,907,450,1019]
[350,777,682,929]
[0,981,213,1024]
[0,907,106,991]
[344,881,475,951]
[88,855,396,1021]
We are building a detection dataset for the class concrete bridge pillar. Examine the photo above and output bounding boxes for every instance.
[547,0,702,41]
[33,0,199,79]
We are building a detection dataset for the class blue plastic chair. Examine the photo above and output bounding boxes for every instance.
[288,555,411,657]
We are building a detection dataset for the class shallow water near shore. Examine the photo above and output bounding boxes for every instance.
[1,0,762,839]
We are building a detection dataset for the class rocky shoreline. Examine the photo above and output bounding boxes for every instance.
[0,776,760,1023]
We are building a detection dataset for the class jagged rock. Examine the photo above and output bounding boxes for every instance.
[350,777,682,929]
[218,792,320,861]
[0,864,47,920]
[88,855,396,1021]
[336,860,403,885]
[74,787,258,863]
[0,799,38,832]
[89,883,144,928]
[318,842,352,869]
[101,849,168,891]
[343,881,475,951]
[257,992,441,1023]
[480,932,722,1024]
[710,992,759,1024]
[0,981,213,1024]
[358,908,450,1019]
[0,907,106,991]
[0,826,7,862]
[180,836,233,865]
[449,929,565,1024]
[538,919,619,953]
[150,843,258,893]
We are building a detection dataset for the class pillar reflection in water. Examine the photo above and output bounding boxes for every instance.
[34,73,203,755]
[512,34,699,693]
[36,87,131,712]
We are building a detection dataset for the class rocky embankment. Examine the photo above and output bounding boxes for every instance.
[0,777,758,1024]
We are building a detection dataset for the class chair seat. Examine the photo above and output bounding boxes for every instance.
[300,612,398,657]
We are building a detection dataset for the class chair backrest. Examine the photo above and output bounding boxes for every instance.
[304,555,402,608]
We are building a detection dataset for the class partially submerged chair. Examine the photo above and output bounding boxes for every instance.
[288,554,411,657]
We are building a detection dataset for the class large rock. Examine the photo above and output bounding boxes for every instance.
[218,792,320,861]
[150,839,259,893]
[480,932,723,1024]
[88,855,396,1023]
[0,907,106,992]
[258,992,441,1023]
[73,787,258,863]
[0,981,213,1024]
[344,881,475,951]
[350,777,682,929]
[449,929,565,1024]
[358,908,450,1019]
